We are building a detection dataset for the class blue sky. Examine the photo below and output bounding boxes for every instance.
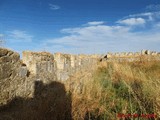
[0,0,160,54]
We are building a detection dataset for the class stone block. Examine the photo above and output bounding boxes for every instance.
[0,48,8,57]
[19,66,28,77]
[0,56,12,63]
[146,50,151,55]
[141,49,146,55]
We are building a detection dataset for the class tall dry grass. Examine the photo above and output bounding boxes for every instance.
[1,60,159,120]
[67,60,160,120]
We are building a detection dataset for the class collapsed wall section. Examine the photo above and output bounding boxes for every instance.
[0,49,58,105]
[0,48,31,105]
[22,51,55,75]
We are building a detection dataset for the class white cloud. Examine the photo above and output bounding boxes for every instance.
[123,11,160,23]
[0,34,4,37]
[8,30,33,42]
[146,4,160,11]
[117,18,146,26]
[87,21,105,26]
[43,21,160,54]
[49,4,60,10]
[156,23,160,27]
[40,6,160,53]
[129,12,153,18]
[154,22,160,29]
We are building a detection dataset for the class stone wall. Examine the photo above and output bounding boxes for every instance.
[54,53,98,80]
[22,51,55,75]
[0,48,99,105]
[22,51,98,81]
[0,49,58,105]
[0,48,29,105]
[102,50,160,62]
[54,53,96,71]
[1,48,160,105]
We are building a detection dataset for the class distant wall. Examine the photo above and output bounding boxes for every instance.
[102,50,160,62]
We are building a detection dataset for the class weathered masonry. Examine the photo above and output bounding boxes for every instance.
[101,50,160,62]
[0,48,99,105]
[0,48,160,105]
[22,51,98,80]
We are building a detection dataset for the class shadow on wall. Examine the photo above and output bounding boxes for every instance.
[0,81,72,120]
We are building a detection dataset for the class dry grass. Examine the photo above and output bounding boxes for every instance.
[0,60,160,120]
[67,60,160,120]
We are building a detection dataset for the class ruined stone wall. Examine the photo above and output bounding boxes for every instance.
[22,51,99,81]
[102,50,160,62]
[22,51,55,75]
[0,48,30,105]
[0,48,99,105]
[1,48,160,105]
[22,51,58,86]
[0,49,58,105]
[54,53,98,80]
